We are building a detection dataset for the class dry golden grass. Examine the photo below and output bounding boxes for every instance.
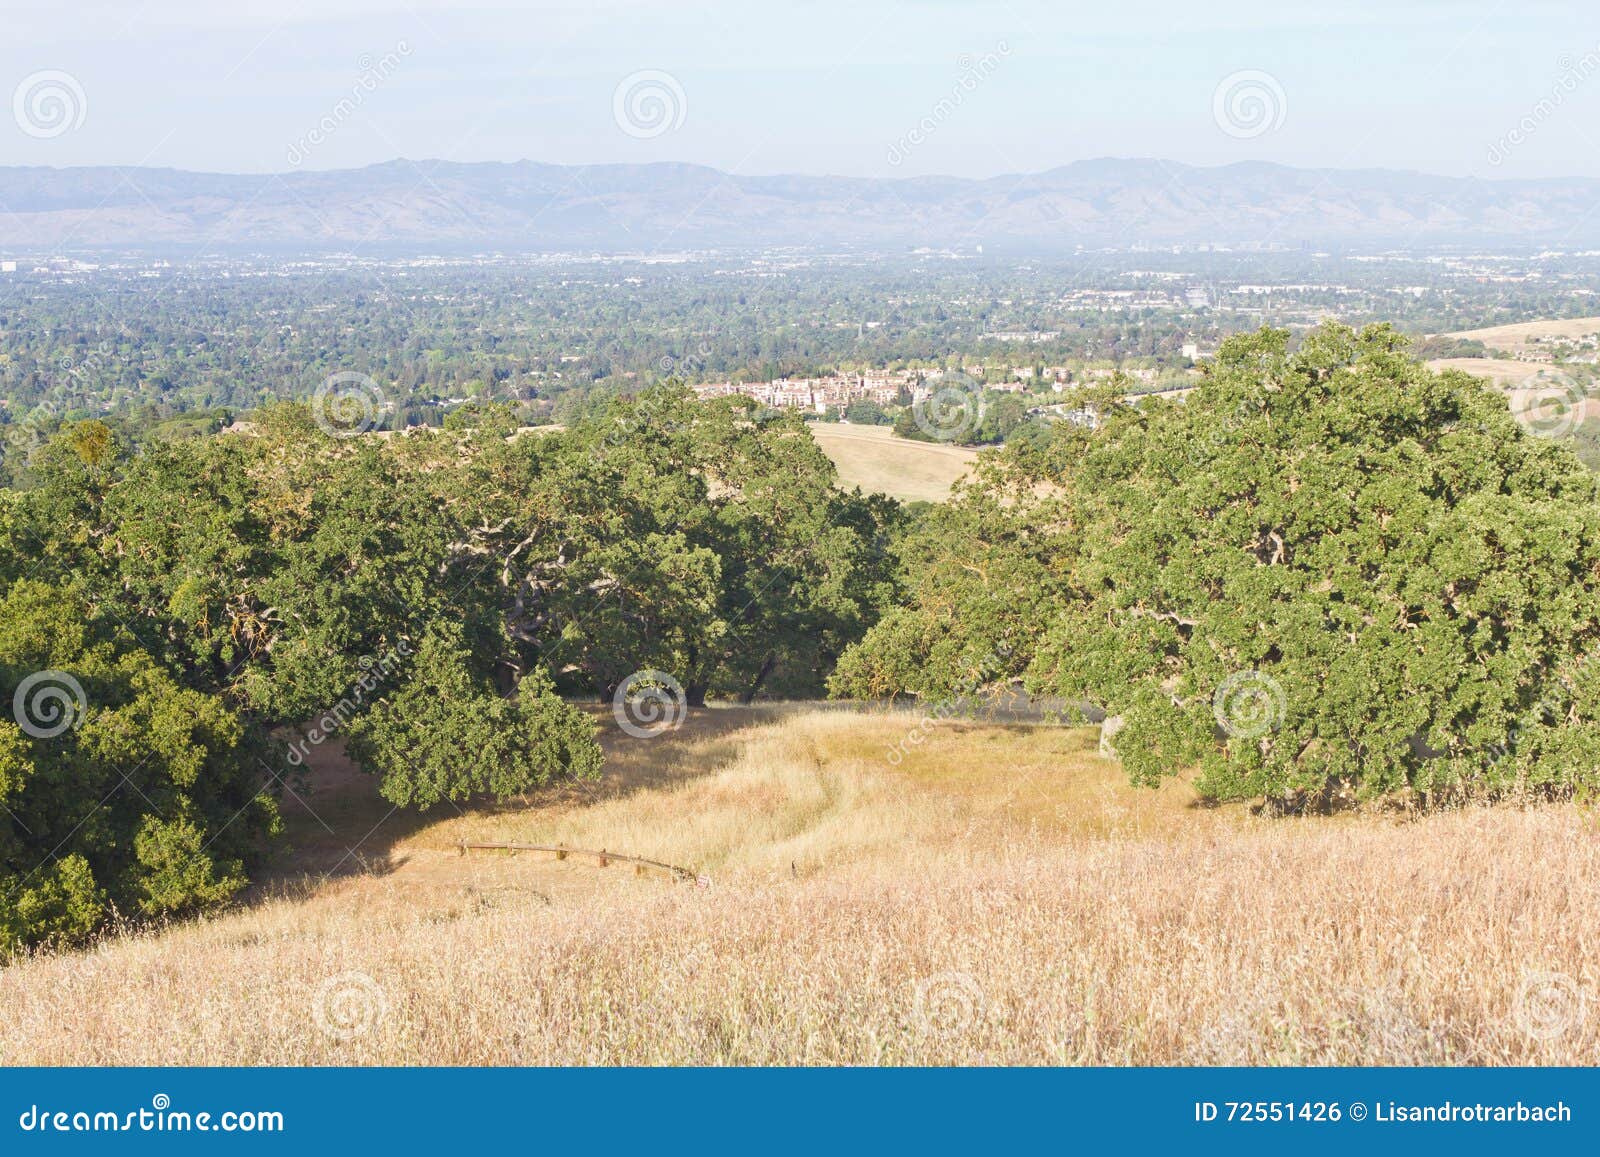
[1429,357,1600,430]
[1426,357,1550,386]
[808,423,980,503]
[1,706,1596,1066]
[1439,316,1600,354]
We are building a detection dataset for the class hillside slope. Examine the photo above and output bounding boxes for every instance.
[808,423,979,502]
[2,158,1598,250]
[0,707,1593,1065]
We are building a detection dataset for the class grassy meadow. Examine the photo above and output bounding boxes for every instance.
[806,422,979,502]
[1438,316,1600,354]
[0,706,1594,1066]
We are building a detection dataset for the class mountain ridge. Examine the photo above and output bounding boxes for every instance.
[0,157,1595,251]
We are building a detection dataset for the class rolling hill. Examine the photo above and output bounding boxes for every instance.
[1,157,1598,251]
[0,705,1592,1064]
[807,423,979,503]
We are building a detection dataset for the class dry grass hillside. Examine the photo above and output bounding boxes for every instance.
[0,706,1595,1066]
[807,423,980,503]
[1438,316,1600,354]
[1424,357,1549,387]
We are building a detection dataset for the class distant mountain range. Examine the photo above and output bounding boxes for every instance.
[0,158,1596,252]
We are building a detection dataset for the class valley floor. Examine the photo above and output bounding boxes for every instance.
[0,706,1594,1065]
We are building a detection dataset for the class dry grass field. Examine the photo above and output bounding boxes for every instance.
[1425,357,1551,386]
[1429,355,1600,430]
[807,423,980,502]
[1438,316,1600,354]
[0,705,1596,1066]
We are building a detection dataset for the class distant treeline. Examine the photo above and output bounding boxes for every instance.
[4,257,1588,449]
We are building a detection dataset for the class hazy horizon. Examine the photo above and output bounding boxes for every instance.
[6,153,1600,186]
[4,1,1599,182]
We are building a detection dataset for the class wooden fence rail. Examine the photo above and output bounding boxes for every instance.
[456,841,707,885]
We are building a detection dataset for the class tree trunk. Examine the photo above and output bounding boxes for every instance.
[740,654,778,705]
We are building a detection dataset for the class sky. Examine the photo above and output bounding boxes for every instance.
[2,0,1599,181]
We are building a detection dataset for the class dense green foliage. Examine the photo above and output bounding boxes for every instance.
[0,580,279,953]
[348,624,602,810]
[836,324,1600,807]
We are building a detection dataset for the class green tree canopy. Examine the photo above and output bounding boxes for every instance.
[0,579,279,952]
[835,324,1600,807]
[346,623,601,810]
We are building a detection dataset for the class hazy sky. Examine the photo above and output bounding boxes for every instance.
[3,0,1599,180]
